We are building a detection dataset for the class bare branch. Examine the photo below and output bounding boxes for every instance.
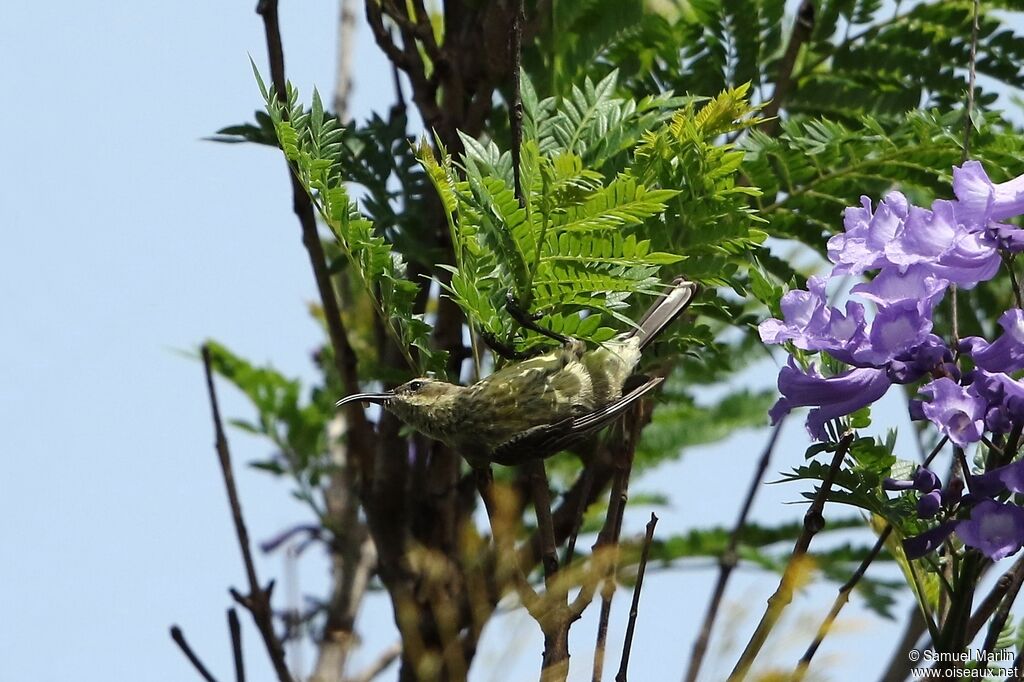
[728,432,855,681]
[256,0,374,479]
[202,346,292,682]
[792,525,893,680]
[878,607,927,682]
[509,0,525,207]
[614,513,658,682]
[590,410,646,682]
[171,626,220,682]
[962,0,980,162]
[228,609,245,682]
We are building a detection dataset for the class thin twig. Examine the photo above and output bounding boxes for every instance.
[256,0,373,476]
[528,459,560,587]
[684,422,782,682]
[228,609,245,682]
[525,458,575,681]
[509,0,525,207]
[202,346,292,682]
[728,432,855,681]
[591,412,646,682]
[792,525,893,680]
[1008,649,1024,681]
[965,559,1021,643]
[614,513,659,682]
[171,625,220,682]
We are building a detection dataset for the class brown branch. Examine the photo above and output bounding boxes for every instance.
[685,422,782,682]
[256,0,373,477]
[384,0,442,63]
[528,460,560,587]
[760,0,815,137]
[228,609,245,682]
[964,561,1021,645]
[614,513,658,682]
[519,455,617,574]
[590,411,646,682]
[728,432,855,682]
[792,525,893,680]
[366,0,443,136]
[202,346,292,682]
[509,0,525,207]
[365,1,410,69]
[526,459,574,680]
[171,625,220,682]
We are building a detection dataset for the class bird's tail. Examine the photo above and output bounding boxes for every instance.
[629,278,698,352]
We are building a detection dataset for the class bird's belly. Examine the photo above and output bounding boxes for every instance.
[458,363,595,449]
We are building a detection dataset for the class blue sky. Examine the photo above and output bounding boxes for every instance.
[0,2,967,681]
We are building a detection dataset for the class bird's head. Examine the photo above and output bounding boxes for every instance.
[335,378,464,434]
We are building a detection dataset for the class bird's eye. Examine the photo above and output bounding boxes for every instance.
[408,380,425,392]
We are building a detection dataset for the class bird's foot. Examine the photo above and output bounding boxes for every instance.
[505,290,570,344]
[479,329,555,361]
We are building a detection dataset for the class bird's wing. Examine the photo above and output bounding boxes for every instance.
[488,376,664,466]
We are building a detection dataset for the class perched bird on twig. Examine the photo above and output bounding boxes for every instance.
[336,278,698,468]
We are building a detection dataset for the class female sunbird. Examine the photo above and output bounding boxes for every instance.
[336,279,697,467]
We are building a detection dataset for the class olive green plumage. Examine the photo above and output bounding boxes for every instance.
[337,279,697,467]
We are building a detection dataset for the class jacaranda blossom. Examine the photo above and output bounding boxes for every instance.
[955,500,1024,561]
[953,160,1024,227]
[769,360,892,441]
[918,378,986,447]
[960,309,1024,373]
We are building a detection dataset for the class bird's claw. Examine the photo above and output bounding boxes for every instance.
[504,290,569,344]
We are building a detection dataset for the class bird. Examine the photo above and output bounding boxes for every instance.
[335,278,698,468]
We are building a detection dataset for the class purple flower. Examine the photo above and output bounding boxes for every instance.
[986,223,1024,253]
[960,309,1024,373]
[904,522,958,559]
[884,200,1000,288]
[852,302,934,367]
[758,276,869,360]
[955,499,1024,561]
[917,490,943,519]
[828,193,907,276]
[953,160,1024,226]
[918,378,986,447]
[850,265,947,311]
[971,457,1024,497]
[887,334,953,384]
[883,466,941,492]
[827,190,1000,288]
[769,360,892,440]
[969,370,1024,423]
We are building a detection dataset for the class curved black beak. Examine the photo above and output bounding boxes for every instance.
[335,392,393,408]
